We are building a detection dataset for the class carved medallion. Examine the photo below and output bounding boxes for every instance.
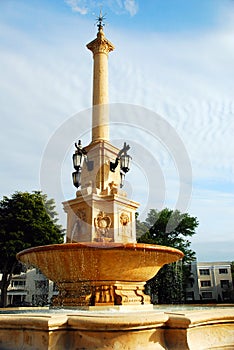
[120,212,131,242]
[120,212,130,226]
[94,211,112,242]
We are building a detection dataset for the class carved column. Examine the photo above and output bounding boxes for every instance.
[87,26,114,142]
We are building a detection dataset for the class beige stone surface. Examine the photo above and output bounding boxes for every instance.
[0,308,234,349]
[66,139,140,244]
[0,314,67,350]
[76,140,124,195]
[164,308,234,350]
[64,193,139,243]
[0,311,168,350]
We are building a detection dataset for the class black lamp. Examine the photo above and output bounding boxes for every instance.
[72,169,82,188]
[72,141,85,171]
[72,140,93,189]
[120,153,131,173]
[110,142,132,188]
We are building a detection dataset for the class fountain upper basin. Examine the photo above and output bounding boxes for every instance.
[17,242,184,283]
[17,242,184,306]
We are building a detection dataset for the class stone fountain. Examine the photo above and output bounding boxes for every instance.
[16,18,183,310]
[0,18,234,350]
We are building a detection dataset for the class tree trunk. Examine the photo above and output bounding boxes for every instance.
[0,261,17,307]
[0,271,9,307]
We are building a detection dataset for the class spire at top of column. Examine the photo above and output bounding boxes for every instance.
[96,9,106,32]
[87,11,114,55]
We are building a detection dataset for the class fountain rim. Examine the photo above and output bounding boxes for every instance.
[16,242,184,259]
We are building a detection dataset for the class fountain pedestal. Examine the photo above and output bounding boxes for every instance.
[52,281,150,307]
[64,192,139,244]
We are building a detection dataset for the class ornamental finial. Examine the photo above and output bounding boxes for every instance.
[96,9,106,31]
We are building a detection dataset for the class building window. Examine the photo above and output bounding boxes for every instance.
[11,280,26,288]
[201,291,213,299]
[219,268,228,274]
[199,269,210,276]
[220,280,230,288]
[201,280,211,287]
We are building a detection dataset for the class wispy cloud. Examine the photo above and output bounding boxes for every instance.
[65,0,138,16]
[65,0,89,15]
[124,0,138,16]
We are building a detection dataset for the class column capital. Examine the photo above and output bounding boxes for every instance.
[87,27,115,56]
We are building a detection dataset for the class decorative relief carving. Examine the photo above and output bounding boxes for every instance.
[52,283,92,307]
[94,211,112,242]
[114,284,150,305]
[120,212,130,226]
[120,212,131,241]
[109,181,118,194]
[53,282,151,307]
[95,285,115,305]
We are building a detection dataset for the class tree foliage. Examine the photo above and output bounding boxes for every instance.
[0,191,64,307]
[135,212,148,240]
[137,208,199,304]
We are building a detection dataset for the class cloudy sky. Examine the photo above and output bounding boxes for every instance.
[0,0,233,262]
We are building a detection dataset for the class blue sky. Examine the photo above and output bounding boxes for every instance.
[0,0,231,33]
[0,0,234,262]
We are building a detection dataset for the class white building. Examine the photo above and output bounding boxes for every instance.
[4,268,57,306]
[186,261,234,303]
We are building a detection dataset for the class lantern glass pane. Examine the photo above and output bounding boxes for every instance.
[73,152,84,170]
[72,171,81,188]
[120,154,131,173]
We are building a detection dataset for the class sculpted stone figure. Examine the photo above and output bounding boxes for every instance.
[94,211,112,242]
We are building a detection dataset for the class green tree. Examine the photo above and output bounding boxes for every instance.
[138,208,198,304]
[135,212,148,240]
[0,191,64,307]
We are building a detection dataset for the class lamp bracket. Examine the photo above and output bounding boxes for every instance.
[110,142,131,172]
[117,142,130,158]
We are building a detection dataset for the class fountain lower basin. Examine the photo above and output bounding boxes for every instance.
[17,242,184,307]
[1,307,234,350]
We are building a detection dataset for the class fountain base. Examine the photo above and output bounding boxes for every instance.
[0,307,234,349]
[52,281,150,307]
